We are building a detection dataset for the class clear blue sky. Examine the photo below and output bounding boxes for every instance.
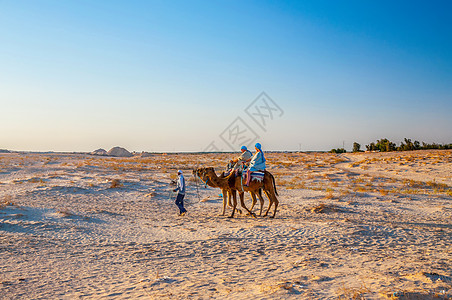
[1,0,451,152]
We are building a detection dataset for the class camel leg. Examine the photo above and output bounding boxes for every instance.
[268,178,279,218]
[226,190,242,214]
[263,190,278,218]
[227,190,233,207]
[257,189,265,216]
[271,195,279,218]
[231,190,242,215]
[228,191,238,218]
[249,192,257,212]
[263,190,273,217]
[221,189,227,216]
[239,192,256,218]
[222,190,241,216]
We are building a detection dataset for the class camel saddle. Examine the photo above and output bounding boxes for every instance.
[242,171,265,182]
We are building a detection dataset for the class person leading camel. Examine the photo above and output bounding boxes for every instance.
[173,170,187,216]
[245,143,266,187]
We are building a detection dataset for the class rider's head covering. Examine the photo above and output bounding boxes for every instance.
[241,146,247,151]
[177,170,183,174]
[255,143,265,162]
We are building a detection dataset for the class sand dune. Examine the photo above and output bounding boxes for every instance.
[1,150,451,299]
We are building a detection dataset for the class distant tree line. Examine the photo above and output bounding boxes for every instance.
[364,138,452,152]
[362,138,451,152]
[330,138,452,153]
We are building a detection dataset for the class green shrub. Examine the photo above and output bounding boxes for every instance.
[330,148,346,154]
[352,142,361,153]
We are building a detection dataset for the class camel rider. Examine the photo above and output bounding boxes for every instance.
[231,146,253,172]
[245,143,266,186]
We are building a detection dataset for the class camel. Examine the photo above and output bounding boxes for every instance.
[219,170,266,216]
[193,168,242,216]
[194,167,255,218]
[197,167,279,218]
[227,169,279,218]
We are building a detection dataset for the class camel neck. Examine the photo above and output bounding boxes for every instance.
[208,171,228,188]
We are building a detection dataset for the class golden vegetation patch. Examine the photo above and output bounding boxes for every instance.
[308,203,339,214]
[109,179,123,189]
[0,195,15,209]
[56,210,74,218]
[337,284,371,300]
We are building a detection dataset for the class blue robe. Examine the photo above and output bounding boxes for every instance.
[249,151,266,171]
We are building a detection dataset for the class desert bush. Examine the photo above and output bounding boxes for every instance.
[309,203,338,213]
[397,138,420,151]
[350,162,360,167]
[0,195,15,209]
[425,180,449,189]
[109,179,122,188]
[377,138,397,152]
[420,142,452,150]
[337,284,370,300]
[365,138,396,152]
[366,142,377,152]
[340,189,351,197]
[325,189,334,199]
[57,210,74,217]
[330,148,346,154]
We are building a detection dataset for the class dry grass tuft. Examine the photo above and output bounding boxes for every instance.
[325,189,334,199]
[57,210,74,218]
[379,189,389,196]
[379,290,448,300]
[109,179,122,189]
[0,195,15,209]
[337,284,370,299]
[309,203,338,214]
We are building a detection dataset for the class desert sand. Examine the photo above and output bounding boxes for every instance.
[1,150,451,299]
